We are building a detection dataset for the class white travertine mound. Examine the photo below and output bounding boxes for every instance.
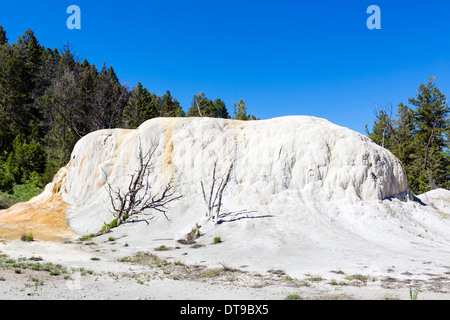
[38,116,411,234]
[8,116,450,277]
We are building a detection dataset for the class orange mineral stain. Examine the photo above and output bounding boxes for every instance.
[0,194,76,242]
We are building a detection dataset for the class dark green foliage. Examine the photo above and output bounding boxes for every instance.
[0,26,7,45]
[7,124,46,185]
[160,90,185,118]
[122,82,158,128]
[232,99,259,120]
[186,92,230,118]
[366,78,449,194]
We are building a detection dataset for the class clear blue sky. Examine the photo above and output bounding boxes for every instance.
[1,0,450,133]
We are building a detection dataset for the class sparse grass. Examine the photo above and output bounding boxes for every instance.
[286,294,301,300]
[21,233,34,242]
[0,254,69,276]
[219,262,240,273]
[79,234,96,241]
[344,274,370,283]
[154,245,172,251]
[410,287,420,300]
[329,279,338,285]
[213,236,222,244]
[178,224,202,245]
[305,274,323,282]
[203,268,220,277]
[119,252,166,267]
[102,218,118,231]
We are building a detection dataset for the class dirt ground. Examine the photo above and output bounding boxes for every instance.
[1,237,449,300]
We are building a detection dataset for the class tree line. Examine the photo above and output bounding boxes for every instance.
[365,77,449,194]
[0,26,257,194]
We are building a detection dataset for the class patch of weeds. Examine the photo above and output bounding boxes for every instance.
[21,233,34,242]
[344,274,371,284]
[213,236,222,244]
[286,294,301,300]
[220,262,240,273]
[1,254,67,276]
[268,269,286,276]
[30,277,44,290]
[305,274,323,282]
[154,245,172,251]
[29,256,43,261]
[410,287,420,300]
[108,237,115,242]
[79,234,96,241]
[119,252,167,268]
[178,224,202,245]
[203,268,220,277]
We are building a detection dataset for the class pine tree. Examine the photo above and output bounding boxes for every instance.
[408,77,449,192]
[210,98,229,119]
[122,82,158,128]
[0,36,35,142]
[232,99,258,120]
[366,78,449,194]
[5,122,46,186]
[160,90,185,117]
[44,69,85,173]
[186,92,229,118]
[365,106,395,150]
[0,25,8,45]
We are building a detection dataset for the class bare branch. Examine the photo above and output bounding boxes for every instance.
[201,161,234,224]
[104,137,181,227]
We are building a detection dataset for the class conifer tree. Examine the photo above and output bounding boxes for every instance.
[122,82,158,128]
[0,25,8,45]
[160,90,185,117]
[408,77,449,192]
[186,92,229,118]
[366,78,449,194]
[232,99,258,120]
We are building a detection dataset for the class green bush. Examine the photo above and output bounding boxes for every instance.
[0,183,43,209]
[21,233,34,242]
